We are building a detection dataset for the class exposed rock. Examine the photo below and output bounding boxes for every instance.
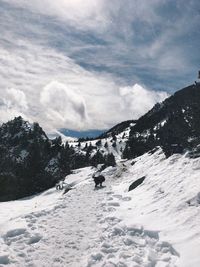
[128,176,146,192]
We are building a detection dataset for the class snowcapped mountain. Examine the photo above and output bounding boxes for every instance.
[0,148,199,266]
[70,81,200,166]
[70,82,200,163]
[124,82,200,158]
[68,120,133,164]
[98,120,137,139]
[0,116,75,201]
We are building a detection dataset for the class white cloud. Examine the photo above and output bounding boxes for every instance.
[4,88,28,111]
[0,29,169,132]
[0,38,119,131]
[2,0,108,31]
[0,88,28,123]
[119,84,169,118]
[40,81,88,130]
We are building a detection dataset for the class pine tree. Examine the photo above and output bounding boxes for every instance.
[106,153,116,167]
[84,143,88,150]
[112,141,117,148]
[96,140,102,147]
[104,141,108,148]
[90,150,105,167]
[111,132,117,141]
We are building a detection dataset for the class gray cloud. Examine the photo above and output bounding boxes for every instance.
[1,0,109,31]
[66,0,200,89]
[0,0,198,131]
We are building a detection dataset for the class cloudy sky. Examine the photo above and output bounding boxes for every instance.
[0,0,199,132]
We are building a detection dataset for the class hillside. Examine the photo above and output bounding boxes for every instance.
[0,117,75,201]
[69,120,132,163]
[124,83,200,158]
[98,120,137,139]
[70,82,200,164]
[0,149,199,266]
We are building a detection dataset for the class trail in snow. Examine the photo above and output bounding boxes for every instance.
[0,163,179,267]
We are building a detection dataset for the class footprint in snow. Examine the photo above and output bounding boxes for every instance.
[112,194,122,199]
[27,233,42,245]
[87,224,179,267]
[122,197,132,202]
[106,191,114,195]
[107,202,120,207]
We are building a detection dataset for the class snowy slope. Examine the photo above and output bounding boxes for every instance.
[111,149,200,267]
[47,130,78,143]
[70,126,131,160]
[0,149,200,266]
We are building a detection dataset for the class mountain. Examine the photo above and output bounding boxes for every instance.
[0,117,118,201]
[68,120,134,165]
[0,116,75,201]
[59,120,136,142]
[71,82,200,163]
[124,82,200,158]
[98,120,137,139]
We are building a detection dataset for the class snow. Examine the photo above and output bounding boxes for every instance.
[153,119,167,131]
[47,130,78,143]
[0,149,200,266]
[69,127,131,160]
[112,150,200,267]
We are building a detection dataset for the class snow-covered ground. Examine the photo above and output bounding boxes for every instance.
[0,149,200,266]
[70,127,131,160]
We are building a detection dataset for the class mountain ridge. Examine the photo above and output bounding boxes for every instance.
[124,82,200,158]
